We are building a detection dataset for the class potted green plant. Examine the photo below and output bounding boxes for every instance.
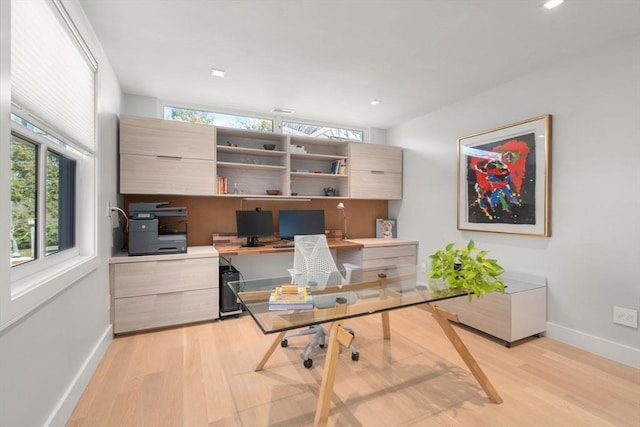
[428,240,505,299]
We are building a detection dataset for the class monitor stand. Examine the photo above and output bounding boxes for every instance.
[242,236,264,247]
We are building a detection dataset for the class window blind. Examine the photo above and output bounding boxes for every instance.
[11,0,97,152]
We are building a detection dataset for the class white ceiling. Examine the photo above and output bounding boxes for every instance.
[78,0,640,129]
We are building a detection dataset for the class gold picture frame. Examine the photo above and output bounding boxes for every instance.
[457,115,551,236]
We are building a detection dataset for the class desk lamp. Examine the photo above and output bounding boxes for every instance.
[336,202,348,239]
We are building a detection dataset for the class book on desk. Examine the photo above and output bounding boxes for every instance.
[268,285,314,311]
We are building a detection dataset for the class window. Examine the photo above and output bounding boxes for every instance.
[10,120,76,267]
[10,135,38,266]
[46,147,76,255]
[163,105,369,143]
[2,0,97,327]
[164,105,274,132]
[282,121,364,142]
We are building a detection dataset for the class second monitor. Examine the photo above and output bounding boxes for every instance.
[236,210,274,247]
[278,210,325,240]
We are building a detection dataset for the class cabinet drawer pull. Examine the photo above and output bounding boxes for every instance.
[156,155,182,160]
[371,170,385,174]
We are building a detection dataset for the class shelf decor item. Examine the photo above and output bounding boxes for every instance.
[457,115,551,236]
[336,202,348,239]
[428,240,505,300]
[375,218,397,238]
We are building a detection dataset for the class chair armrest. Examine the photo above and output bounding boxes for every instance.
[340,263,360,286]
[288,268,302,284]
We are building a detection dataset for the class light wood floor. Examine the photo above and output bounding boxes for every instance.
[67,307,640,426]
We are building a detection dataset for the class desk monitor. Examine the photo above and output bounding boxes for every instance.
[236,210,274,247]
[278,210,325,240]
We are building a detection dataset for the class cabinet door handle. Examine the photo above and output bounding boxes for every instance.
[156,155,182,160]
[371,170,385,174]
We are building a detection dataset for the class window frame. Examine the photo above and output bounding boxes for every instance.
[163,104,275,133]
[162,102,370,143]
[281,119,366,142]
[8,114,93,299]
[3,114,97,327]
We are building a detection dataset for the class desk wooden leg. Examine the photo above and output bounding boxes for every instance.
[313,321,353,427]
[255,331,286,372]
[428,303,503,404]
[379,274,391,340]
[381,312,391,340]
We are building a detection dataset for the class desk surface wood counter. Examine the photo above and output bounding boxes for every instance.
[215,238,364,256]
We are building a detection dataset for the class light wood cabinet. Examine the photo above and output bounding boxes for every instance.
[119,115,402,200]
[110,246,219,334]
[349,143,402,200]
[435,273,547,346]
[119,115,217,195]
[337,238,418,281]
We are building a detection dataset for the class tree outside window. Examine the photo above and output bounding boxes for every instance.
[164,106,273,132]
[10,135,37,265]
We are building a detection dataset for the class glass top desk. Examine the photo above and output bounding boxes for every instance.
[229,266,502,427]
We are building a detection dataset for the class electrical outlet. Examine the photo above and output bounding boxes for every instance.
[613,305,638,328]
[107,201,112,218]
[420,263,427,273]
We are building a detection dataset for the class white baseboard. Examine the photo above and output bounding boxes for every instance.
[45,324,113,427]
[546,322,639,369]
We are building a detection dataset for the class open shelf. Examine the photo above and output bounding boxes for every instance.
[217,161,287,171]
[217,145,286,157]
[290,152,348,161]
[291,172,348,178]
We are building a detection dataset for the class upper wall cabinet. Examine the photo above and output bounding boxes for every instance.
[349,143,402,200]
[119,115,402,200]
[119,115,217,195]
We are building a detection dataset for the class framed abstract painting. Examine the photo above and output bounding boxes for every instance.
[457,115,551,236]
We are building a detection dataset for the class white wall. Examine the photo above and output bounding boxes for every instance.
[388,35,640,368]
[122,93,161,117]
[0,1,122,425]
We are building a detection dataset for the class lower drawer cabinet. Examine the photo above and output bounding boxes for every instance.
[110,246,219,334]
[435,276,546,345]
[113,257,217,298]
[114,288,217,334]
[339,240,417,282]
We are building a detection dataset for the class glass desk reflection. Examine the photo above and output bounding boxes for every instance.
[229,266,502,427]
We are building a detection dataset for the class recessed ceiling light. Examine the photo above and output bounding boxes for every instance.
[543,0,564,9]
[210,68,226,78]
[370,99,382,105]
[272,107,295,114]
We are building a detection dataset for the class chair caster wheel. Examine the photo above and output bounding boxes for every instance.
[304,358,313,368]
[319,344,325,348]
[281,339,288,348]
[351,352,359,361]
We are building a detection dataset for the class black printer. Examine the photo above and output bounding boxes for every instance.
[128,202,187,256]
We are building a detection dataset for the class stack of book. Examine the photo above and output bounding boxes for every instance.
[217,175,227,194]
[330,159,347,175]
[268,285,314,311]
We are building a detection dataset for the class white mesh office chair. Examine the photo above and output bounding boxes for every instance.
[281,234,360,368]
